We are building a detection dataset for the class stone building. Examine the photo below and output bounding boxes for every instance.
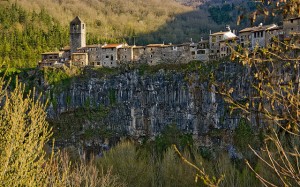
[70,53,88,67]
[77,44,101,66]
[70,16,86,54]
[283,17,300,48]
[251,23,280,49]
[38,52,64,68]
[196,39,209,62]
[118,46,133,65]
[239,23,283,50]
[219,37,238,58]
[141,44,193,65]
[101,44,124,67]
[239,27,253,48]
[209,27,237,59]
[176,43,193,63]
[61,46,71,61]
[132,46,146,62]
[283,17,300,38]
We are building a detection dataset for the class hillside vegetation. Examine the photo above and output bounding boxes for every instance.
[13,0,193,41]
[0,2,68,68]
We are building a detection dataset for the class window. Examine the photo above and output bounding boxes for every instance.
[97,62,100,65]
[197,50,205,54]
[125,55,127,58]
[191,51,195,55]
[291,20,294,23]
[150,55,153,58]
[111,55,113,60]
[106,55,109,58]
[82,24,85,29]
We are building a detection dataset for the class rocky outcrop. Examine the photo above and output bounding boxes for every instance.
[47,62,249,148]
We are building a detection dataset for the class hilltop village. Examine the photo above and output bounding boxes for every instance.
[39,16,300,68]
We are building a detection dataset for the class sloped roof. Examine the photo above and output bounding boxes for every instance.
[198,40,209,43]
[284,16,300,21]
[70,16,84,24]
[61,46,70,51]
[85,44,101,48]
[210,31,237,40]
[146,44,172,47]
[41,51,63,55]
[210,31,229,36]
[239,24,279,33]
[239,27,255,33]
[102,44,124,49]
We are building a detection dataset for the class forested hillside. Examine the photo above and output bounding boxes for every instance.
[0,2,68,68]
[13,0,193,42]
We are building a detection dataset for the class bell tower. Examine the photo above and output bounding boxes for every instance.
[70,16,86,54]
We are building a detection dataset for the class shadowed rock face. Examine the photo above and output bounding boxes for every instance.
[47,62,249,148]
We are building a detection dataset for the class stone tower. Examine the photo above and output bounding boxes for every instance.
[70,16,86,54]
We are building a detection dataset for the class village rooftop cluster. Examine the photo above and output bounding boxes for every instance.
[39,16,300,68]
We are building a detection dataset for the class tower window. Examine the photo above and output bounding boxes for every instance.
[82,24,85,29]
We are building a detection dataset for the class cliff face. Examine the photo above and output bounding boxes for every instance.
[47,62,249,148]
